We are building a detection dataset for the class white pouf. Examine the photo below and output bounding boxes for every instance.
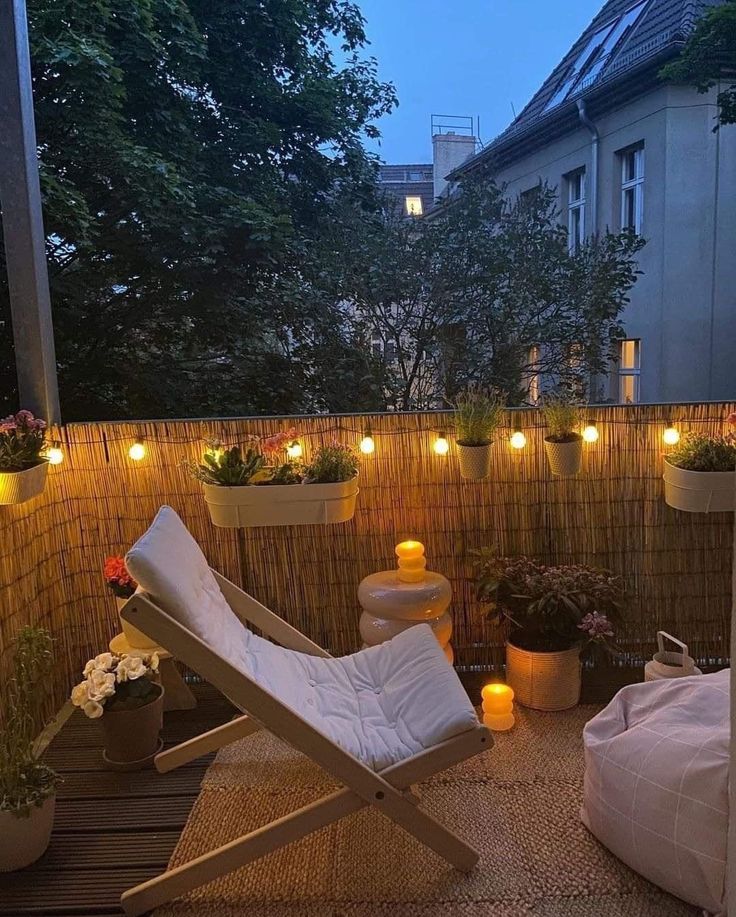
[581,670,729,915]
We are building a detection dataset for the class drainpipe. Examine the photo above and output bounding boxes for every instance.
[577,99,598,234]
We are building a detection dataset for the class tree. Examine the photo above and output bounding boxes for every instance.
[0,0,395,419]
[661,0,736,126]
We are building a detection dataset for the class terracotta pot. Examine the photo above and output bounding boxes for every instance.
[505,641,581,711]
[544,436,583,476]
[115,596,159,650]
[0,795,55,871]
[663,459,735,513]
[457,443,493,481]
[101,684,164,769]
[0,461,48,505]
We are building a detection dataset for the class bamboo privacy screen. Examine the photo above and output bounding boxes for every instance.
[0,402,733,714]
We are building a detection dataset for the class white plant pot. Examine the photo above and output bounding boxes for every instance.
[544,437,583,476]
[663,459,735,513]
[203,476,359,528]
[115,596,159,650]
[0,461,49,505]
[457,442,493,481]
[505,642,581,711]
[0,795,55,871]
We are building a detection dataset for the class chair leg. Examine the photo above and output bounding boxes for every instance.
[155,714,261,773]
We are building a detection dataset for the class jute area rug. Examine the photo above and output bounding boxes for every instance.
[156,705,698,916]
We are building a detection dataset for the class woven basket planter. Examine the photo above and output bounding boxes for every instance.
[0,462,49,506]
[457,443,493,481]
[544,436,583,476]
[505,641,581,711]
[663,460,735,513]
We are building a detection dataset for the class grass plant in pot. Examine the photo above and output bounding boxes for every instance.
[0,627,58,872]
[542,398,583,476]
[475,551,623,710]
[0,410,50,505]
[71,652,163,770]
[104,556,158,649]
[663,414,736,512]
[453,386,504,481]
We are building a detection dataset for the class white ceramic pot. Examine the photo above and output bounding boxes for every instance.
[457,442,493,481]
[0,795,55,871]
[544,437,583,476]
[663,459,735,513]
[0,461,49,505]
[505,641,581,711]
[203,476,359,528]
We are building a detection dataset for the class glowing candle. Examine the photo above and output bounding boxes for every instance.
[481,683,515,732]
[395,541,426,583]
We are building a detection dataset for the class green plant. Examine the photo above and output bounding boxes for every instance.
[474,550,623,654]
[0,411,47,471]
[185,443,265,486]
[0,627,57,816]
[667,431,736,472]
[303,442,359,483]
[542,397,582,443]
[453,386,505,446]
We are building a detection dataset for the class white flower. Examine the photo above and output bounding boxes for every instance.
[88,669,116,701]
[116,655,147,682]
[148,653,159,672]
[83,652,114,677]
[71,681,89,707]
[82,699,104,719]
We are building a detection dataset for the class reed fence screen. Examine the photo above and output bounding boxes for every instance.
[1,402,733,714]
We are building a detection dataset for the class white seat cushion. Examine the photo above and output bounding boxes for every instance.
[126,506,478,771]
[581,670,729,915]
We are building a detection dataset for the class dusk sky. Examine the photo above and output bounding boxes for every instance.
[358,0,602,163]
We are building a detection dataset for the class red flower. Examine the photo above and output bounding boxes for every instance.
[103,556,137,597]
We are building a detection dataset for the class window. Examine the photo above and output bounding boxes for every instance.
[620,145,644,234]
[618,338,641,403]
[405,196,423,216]
[566,169,585,252]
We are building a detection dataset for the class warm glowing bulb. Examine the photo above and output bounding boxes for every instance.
[663,426,680,446]
[129,441,146,461]
[286,440,303,459]
[582,424,599,444]
[46,446,64,466]
[510,430,527,449]
[360,435,375,455]
[433,434,449,456]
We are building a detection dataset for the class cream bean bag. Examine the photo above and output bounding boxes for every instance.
[582,670,729,915]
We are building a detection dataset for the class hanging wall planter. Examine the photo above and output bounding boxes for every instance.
[456,442,493,481]
[544,435,583,476]
[0,461,49,506]
[452,385,503,482]
[663,460,735,513]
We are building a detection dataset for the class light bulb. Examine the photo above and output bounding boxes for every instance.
[663,426,680,446]
[129,441,146,461]
[582,424,599,444]
[433,434,450,456]
[286,440,303,460]
[46,445,64,466]
[510,430,527,449]
[359,434,375,455]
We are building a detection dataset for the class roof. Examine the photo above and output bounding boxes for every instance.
[453,0,725,176]
[378,164,435,217]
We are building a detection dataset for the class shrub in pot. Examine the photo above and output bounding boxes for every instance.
[103,556,158,649]
[453,386,504,481]
[474,551,623,710]
[0,627,58,871]
[71,652,163,770]
[542,398,583,476]
[663,416,736,513]
[0,410,50,505]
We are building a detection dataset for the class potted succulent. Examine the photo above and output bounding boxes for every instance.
[475,551,623,710]
[71,651,163,770]
[0,627,58,872]
[0,410,50,505]
[542,398,583,476]
[103,556,158,650]
[453,385,504,481]
[663,415,736,513]
[185,433,360,528]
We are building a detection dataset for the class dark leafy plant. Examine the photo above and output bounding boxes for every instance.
[185,444,265,486]
[0,411,47,471]
[667,431,736,472]
[303,443,359,483]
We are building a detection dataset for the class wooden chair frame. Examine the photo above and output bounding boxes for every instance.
[119,571,492,916]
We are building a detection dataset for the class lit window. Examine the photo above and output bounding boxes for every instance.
[620,145,644,234]
[566,169,585,253]
[618,338,641,403]
[405,196,423,216]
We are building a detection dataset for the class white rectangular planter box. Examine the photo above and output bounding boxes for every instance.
[203,477,359,528]
[0,461,49,506]
[663,459,735,513]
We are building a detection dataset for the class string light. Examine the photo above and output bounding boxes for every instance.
[46,444,64,465]
[128,439,146,461]
[510,429,527,450]
[582,423,599,444]
[663,426,680,446]
[433,433,450,456]
[359,430,375,455]
[286,440,303,460]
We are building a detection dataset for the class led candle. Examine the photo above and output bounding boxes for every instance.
[395,541,426,583]
[481,683,515,732]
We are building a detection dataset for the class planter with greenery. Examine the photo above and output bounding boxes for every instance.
[0,411,50,505]
[663,416,736,513]
[542,399,583,476]
[453,386,504,481]
[0,627,58,872]
[104,556,158,649]
[185,433,360,527]
[475,552,623,710]
[71,651,163,770]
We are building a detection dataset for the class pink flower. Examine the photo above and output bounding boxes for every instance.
[260,428,297,457]
[727,412,736,427]
[578,612,614,638]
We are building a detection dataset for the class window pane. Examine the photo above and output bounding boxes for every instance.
[620,339,639,368]
[405,196,423,216]
[620,375,637,403]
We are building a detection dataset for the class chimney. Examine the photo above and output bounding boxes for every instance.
[432,132,477,200]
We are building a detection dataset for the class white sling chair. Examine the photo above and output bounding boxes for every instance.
[119,506,491,916]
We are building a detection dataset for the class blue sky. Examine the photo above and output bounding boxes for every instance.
[358,0,602,163]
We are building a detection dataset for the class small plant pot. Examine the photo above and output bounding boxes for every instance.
[457,442,493,481]
[101,684,164,770]
[115,596,159,650]
[0,461,49,506]
[202,477,359,528]
[544,436,583,476]
[0,795,55,871]
[505,641,581,711]
[663,459,735,513]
